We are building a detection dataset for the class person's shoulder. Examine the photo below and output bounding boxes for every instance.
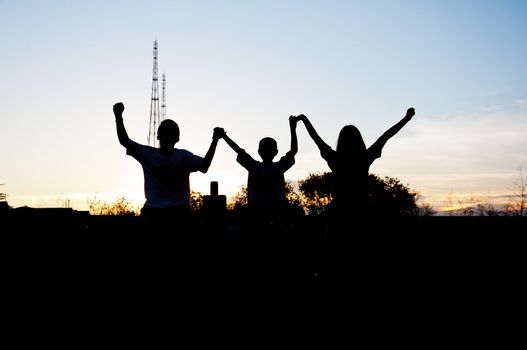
[175,148,202,159]
[173,148,193,155]
[238,153,259,169]
[320,145,336,158]
[126,139,150,153]
[321,144,335,154]
[127,139,141,147]
[277,151,295,163]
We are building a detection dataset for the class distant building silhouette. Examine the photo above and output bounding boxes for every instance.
[0,184,9,210]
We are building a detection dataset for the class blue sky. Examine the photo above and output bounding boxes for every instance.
[1,0,526,212]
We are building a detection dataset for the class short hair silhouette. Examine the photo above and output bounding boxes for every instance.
[258,137,279,162]
[112,101,222,217]
[216,116,298,206]
[157,119,180,145]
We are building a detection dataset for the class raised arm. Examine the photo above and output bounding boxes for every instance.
[370,107,415,152]
[289,116,298,156]
[296,114,332,153]
[221,130,244,154]
[200,127,223,173]
[113,102,130,147]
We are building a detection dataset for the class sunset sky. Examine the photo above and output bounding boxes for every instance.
[1,0,526,213]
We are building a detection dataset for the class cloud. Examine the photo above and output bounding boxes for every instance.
[373,99,527,210]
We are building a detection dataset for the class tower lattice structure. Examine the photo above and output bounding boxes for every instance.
[161,73,167,121]
[148,40,161,147]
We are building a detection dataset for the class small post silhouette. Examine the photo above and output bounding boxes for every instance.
[203,181,226,219]
[210,181,219,196]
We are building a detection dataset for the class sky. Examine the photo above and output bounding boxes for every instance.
[1,0,526,213]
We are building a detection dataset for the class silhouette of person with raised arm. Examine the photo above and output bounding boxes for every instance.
[113,102,222,260]
[217,116,300,281]
[297,108,415,289]
[218,116,299,219]
[297,108,415,218]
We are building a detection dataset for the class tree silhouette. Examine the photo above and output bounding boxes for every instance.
[505,167,526,216]
[190,190,204,212]
[228,181,303,212]
[296,172,427,217]
[298,172,334,216]
[227,185,248,211]
[367,174,420,217]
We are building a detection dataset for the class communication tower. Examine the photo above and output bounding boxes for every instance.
[161,73,167,121]
[148,40,161,147]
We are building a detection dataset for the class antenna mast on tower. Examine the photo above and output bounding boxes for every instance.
[148,40,161,147]
[161,73,167,121]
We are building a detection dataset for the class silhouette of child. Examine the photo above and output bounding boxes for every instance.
[112,102,222,224]
[217,116,298,214]
[217,117,300,281]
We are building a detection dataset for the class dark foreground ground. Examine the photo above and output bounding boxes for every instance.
[1,207,526,327]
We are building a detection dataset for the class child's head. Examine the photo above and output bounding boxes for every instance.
[337,125,366,156]
[258,137,278,162]
[157,119,180,147]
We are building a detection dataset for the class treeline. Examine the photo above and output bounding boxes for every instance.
[88,169,527,217]
[89,172,435,217]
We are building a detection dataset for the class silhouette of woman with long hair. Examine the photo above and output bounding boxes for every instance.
[297,108,415,219]
[297,108,415,287]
